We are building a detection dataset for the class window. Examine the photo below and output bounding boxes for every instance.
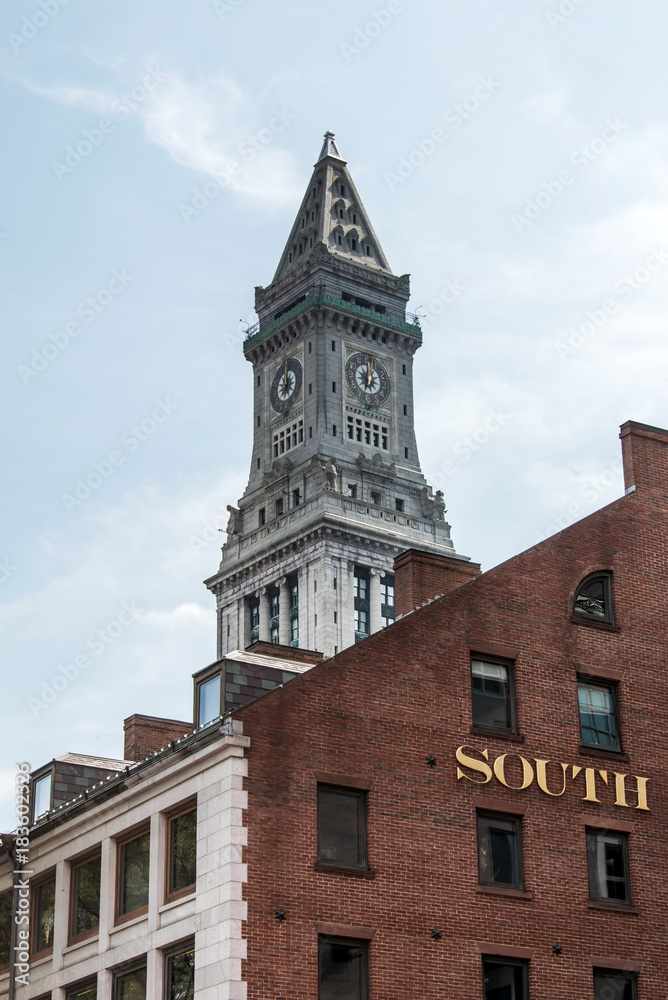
[116,829,150,922]
[32,771,53,822]
[370,491,381,505]
[32,873,56,957]
[248,595,260,644]
[574,572,613,623]
[380,573,395,627]
[354,567,370,641]
[347,483,358,499]
[197,673,221,727]
[332,340,336,351]
[293,488,301,507]
[332,424,337,436]
[257,374,260,386]
[317,785,368,870]
[273,418,304,457]
[471,657,516,733]
[402,363,406,375]
[70,852,101,942]
[0,892,11,970]
[332,381,336,392]
[366,246,372,256]
[340,184,346,196]
[275,498,284,517]
[319,937,368,1000]
[477,812,523,889]
[351,239,357,251]
[404,447,409,459]
[578,679,620,750]
[67,980,98,1000]
[164,943,194,1000]
[403,404,407,415]
[258,507,266,526]
[482,958,528,1000]
[587,829,631,904]
[593,969,637,999]
[395,498,404,512]
[115,965,146,1000]
[288,573,299,647]
[167,805,197,901]
[269,586,280,644]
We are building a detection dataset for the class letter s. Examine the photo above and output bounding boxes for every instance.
[456,745,492,784]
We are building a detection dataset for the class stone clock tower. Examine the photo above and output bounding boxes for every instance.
[205,132,472,658]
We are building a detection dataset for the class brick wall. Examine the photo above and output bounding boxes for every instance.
[123,714,192,761]
[393,548,481,617]
[231,424,668,998]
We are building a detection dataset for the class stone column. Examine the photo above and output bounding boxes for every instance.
[258,587,270,642]
[370,569,382,635]
[278,578,291,646]
[342,561,355,648]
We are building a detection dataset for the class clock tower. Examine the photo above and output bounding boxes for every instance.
[205,132,473,657]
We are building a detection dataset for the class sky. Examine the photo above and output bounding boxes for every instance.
[1,0,668,830]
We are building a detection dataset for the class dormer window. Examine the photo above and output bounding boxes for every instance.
[298,243,303,255]
[288,252,292,263]
[338,235,342,245]
[301,218,305,229]
[573,572,614,624]
[339,209,344,219]
[352,213,357,224]
[351,239,357,250]
[366,246,372,256]
[340,184,346,196]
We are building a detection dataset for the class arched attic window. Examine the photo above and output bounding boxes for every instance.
[573,572,614,625]
[347,228,360,252]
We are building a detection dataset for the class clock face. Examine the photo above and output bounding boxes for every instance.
[270,356,303,413]
[345,352,391,408]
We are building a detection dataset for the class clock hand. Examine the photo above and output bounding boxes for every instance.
[367,356,374,387]
[281,360,288,393]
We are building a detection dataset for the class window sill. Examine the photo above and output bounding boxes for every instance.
[29,951,53,967]
[469,725,524,743]
[159,892,196,913]
[587,900,638,914]
[571,616,619,633]
[63,934,99,955]
[476,885,532,901]
[110,911,149,934]
[579,745,629,762]
[314,862,375,879]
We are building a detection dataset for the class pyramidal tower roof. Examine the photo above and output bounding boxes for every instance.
[272,131,392,282]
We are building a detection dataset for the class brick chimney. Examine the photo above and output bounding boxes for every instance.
[619,420,668,493]
[394,549,481,617]
[123,714,192,762]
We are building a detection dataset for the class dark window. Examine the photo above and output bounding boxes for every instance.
[32,771,53,822]
[366,246,371,256]
[115,966,147,1000]
[167,806,197,900]
[483,958,528,1000]
[404,447,409,459]
[67,981,98,1000]
[197,673,221,727]
[288,573,299,646]
[117,830,150,921]
[293,488,301,507]
[593,968,637,999]
[70,853,101,942]
[340,185,346,196]
[257,375,260,386]
[477,812,523,889]
[309,342,312,353]
[402,364,406,375]
[471,657,516,733]
[32,874,56,956]
[395,498,404,512]
[403,404,407,415]
[332,340,336,351]
[258,507,266,527]
[574,572,613,623]
[309,382,312,394]
[587,829,631,903]
[347,484,358,499]
[371,491,381,505]
[0,892,11,969]
[380,573,395,628]
[269,586,280,644]
[317,785,368,869]
[332,425,337,436]
[248,595,260,645]
[351,239,357,250]
[275,497,284,517]
[165,944,194,1000]
[354,567,370,641]
[332,381,337,392]
[319,937,368,1000]
[309,426,313,438]
[578,679,620,750]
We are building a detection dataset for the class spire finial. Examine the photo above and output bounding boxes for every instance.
[317,130,344,162]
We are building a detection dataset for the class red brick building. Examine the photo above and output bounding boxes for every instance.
[5,419,665,1000]
[231,419,666,999]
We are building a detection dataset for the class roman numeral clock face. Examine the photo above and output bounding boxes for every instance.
[345,352,391,407]
[270,356,303,413]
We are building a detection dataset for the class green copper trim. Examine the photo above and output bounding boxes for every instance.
[243,293,422,350]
